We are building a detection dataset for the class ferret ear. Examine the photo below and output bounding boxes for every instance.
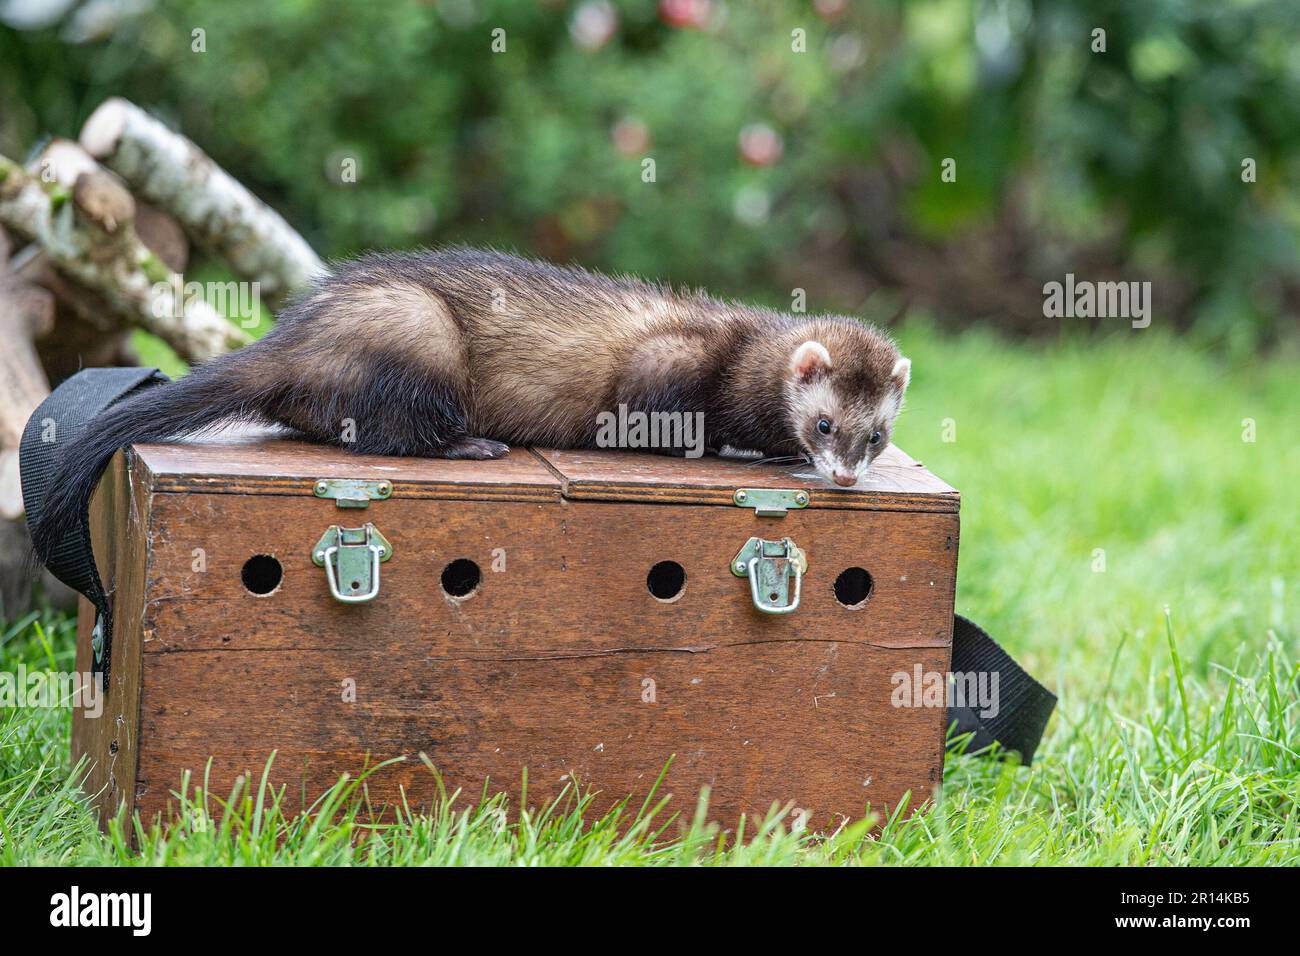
[891,356,911,392]
[790,340,833,384]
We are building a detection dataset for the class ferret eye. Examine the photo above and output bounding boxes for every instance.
[816,418,832,436]
[869,430,882,445]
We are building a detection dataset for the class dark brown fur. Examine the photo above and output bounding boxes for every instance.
[256,248,909,468]
[31,247,909,564]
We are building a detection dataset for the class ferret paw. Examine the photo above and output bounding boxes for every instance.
[442,437,510,460]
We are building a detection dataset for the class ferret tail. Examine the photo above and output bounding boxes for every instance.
[28,347,272,565]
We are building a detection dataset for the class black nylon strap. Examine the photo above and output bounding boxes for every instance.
[946,613,1056,764]
[20,367,169,686]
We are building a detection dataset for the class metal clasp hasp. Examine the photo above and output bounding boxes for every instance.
[312,523,392,603]
[313,478,393,509]
[731,536,807,614]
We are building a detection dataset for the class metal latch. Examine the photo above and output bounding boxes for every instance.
[312,523,392,603]
[313,478,393,509]
[731,536,807,614]
[732,488,809,516]
[91,614,104,665]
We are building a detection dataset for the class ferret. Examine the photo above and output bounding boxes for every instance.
[29,246,910,563]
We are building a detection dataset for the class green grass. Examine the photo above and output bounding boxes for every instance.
[3,325,1298,865]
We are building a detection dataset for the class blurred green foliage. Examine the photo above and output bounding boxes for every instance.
[2,0,1298,343]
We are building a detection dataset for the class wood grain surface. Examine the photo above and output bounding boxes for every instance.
[134,439,562,502]
[77,439,960,833]
[138,643,951,834]
[71,450,149,826]
[535,443,959,512]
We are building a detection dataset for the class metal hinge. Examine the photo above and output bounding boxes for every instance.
[732,488,809,517]
[313,478,393,509]
[312,523,392,603]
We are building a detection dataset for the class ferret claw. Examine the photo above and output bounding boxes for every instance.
[443,437,510,460]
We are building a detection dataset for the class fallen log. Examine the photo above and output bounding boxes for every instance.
[0,226,74,614]
[81,97,325,308]
[15,140,182,376]
[0,152,248,363]
[30,139,190,274]
[0,238,54,520]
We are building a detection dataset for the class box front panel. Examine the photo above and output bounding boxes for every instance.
[135,490,957,829]
[141,644,949,833]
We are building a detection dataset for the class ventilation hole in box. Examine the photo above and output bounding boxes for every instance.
[241,554,283,596]
[647,561,686,602]
[441,558,481,599]
[834,567,872,608]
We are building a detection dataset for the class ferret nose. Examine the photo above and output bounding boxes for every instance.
[832,469,857,487]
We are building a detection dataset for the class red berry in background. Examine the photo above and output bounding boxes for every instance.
[612,117,652,157]
[815,0,849,21]
[738,123,783,167]
[659,0,712,30]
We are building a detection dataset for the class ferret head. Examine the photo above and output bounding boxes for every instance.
[782,324,911,488]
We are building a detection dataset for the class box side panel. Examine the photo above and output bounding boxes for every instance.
[71,450,148,829]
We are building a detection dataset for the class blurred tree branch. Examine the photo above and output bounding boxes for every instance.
[0,151,249,363]
[81,98,325,310]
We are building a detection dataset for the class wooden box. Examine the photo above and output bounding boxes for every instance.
[74,440,959,832]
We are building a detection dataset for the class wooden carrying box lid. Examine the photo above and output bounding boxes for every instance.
[76,439,959,834]
[537,444,957,512]
[136,439,956,509]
